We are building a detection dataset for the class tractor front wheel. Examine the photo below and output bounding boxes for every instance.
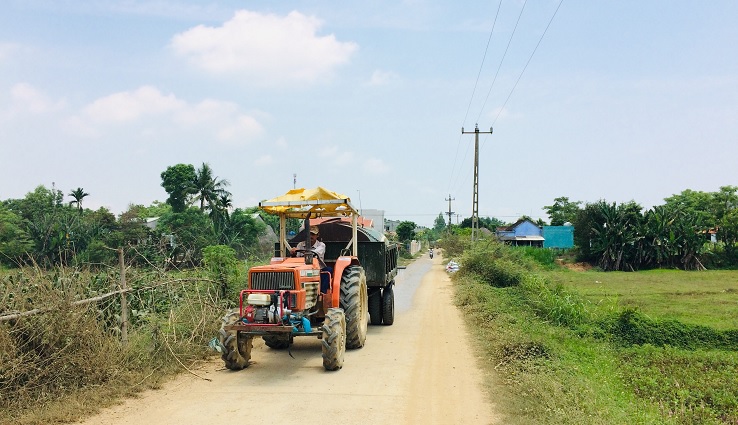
[321,308,346,371]
[340,266,368,349]
[218,308,252,370]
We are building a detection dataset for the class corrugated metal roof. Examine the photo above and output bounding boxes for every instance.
[499,235,545,241]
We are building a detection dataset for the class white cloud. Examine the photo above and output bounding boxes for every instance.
[318,145,354,165]
[363,157,390,174]
[170,9,358,85]
[83,85,184,123]
[367,69,399,86]
[275,136,288,149]
[0,42,20,61]
[254,154,273,166]
[216,114,263,144]
[65,85,263,145]
[10,83,63,114]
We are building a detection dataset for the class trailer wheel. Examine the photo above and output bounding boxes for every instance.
[382,284,395,326]
[340,266,368,349]
[263,334,291,349]
[322,308,346,371]
[218,308,252,370]
[368,287,382,325]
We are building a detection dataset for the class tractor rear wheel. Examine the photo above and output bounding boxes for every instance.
[368,287,382,325]
[263,334,291,349]
[340,266,368,349]
[321,308,346,371]
[218,308,252,370]
[382,284,395,326]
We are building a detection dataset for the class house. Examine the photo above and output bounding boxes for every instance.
[495,219,544,247]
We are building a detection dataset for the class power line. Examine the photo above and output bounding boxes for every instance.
[492,0,565,126]
[475,0,528,125]
[451,0,565,199]
[448,0,503,196]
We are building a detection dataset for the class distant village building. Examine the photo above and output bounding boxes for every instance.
[542,225,574,249]
[495,219,574,249]
[360,209,384,231]
[384,219,401,234]
[495,219,545,247]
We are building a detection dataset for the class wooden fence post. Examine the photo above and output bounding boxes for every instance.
[118,248,129,346]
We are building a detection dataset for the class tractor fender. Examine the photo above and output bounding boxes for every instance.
[331,256,361,307]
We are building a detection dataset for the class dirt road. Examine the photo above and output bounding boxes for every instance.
[78,255,500,425]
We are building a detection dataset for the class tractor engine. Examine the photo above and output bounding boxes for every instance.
[239,267,320,326]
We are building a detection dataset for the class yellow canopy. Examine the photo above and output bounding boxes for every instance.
[259,186,358,218]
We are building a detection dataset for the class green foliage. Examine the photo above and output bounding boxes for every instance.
[544,196,582,226]
[68,187,89,213]
[202,245,241,298]
[156,208,216,267]
[433,213,446,232]
[513,246,558,269]
[459,215,505,231]
[460,242,529,288]
[193,162,230,212]
[0,205,33,266]
[603,309,738,350]
[216,208,265,258]
[160,164,197,213]
[395,220,416,242]
[438,230,472,258]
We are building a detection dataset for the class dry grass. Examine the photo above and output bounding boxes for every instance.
[0,266,225,425]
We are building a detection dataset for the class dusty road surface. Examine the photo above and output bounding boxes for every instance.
[78,255,500,425]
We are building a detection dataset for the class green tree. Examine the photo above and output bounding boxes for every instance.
[433,213,446,232]
[156,208,216,267]
[396,221,417,242]
[68,187,89,213]
[460,216,505,231]
[194,163,231,212]
[0,205,33,266]
[544,196,582,226]
[586,201,643,271]
[161,164,197,213]
[711,186,738,260]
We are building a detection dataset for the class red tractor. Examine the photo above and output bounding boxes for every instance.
[218,187,382,371]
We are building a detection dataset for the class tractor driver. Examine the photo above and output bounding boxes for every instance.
[290,225,325,262]
[290,225,331,292]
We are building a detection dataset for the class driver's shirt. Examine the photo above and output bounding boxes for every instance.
[295,240,326,262]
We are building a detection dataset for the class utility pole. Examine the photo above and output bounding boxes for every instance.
[293,173,297,189]
[462,124,493,243]
[445,194,455,230]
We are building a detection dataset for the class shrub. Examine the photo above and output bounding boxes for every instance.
[603,309,738,351]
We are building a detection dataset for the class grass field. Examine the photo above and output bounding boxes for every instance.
[548,268,738,330]
[450,244,738,424]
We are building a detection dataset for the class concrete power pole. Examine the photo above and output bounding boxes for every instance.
[462,124,493,243]
[445,194,455,230]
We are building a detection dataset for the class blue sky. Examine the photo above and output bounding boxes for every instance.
[1,1,736,227]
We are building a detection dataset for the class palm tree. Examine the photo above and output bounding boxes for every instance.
[193,163,231,212]
[68,187,89,213]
